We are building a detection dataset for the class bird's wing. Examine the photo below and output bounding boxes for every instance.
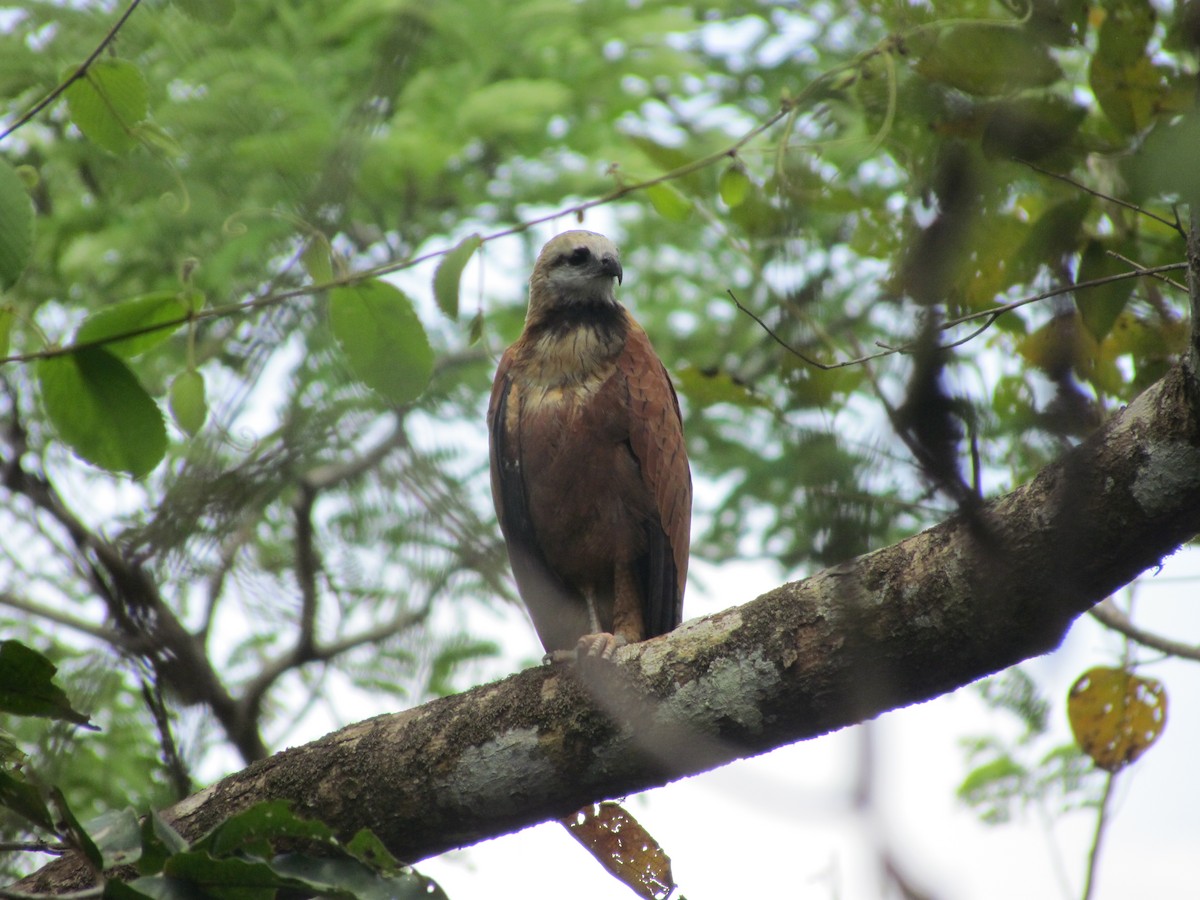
[487,350,530,542]
[619,324,692,638]
[487,349,588,651]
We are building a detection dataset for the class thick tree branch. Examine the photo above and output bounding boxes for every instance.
[17,354,1200,894]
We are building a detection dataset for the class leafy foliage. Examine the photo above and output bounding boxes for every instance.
[959,670,1103,825]
[0,0,1198,891]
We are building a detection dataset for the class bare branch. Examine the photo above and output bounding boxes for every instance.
[945,262,1188,329]
[1020,160,1183,233]
[236,601,433,729]
[139,675,193,800]
[2,441,267,763]
[293,482,320,661]
[1089,600,1200,663]
[0,592,131,649]
[730,264,1188,373]
[1080,772,1118,900]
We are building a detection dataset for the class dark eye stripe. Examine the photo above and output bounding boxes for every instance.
[565,247,591,266]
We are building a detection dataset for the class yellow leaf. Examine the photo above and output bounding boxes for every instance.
[561,802,675,900]
[1067,666,1167,772]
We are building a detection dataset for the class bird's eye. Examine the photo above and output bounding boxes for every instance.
[566,247,591,266]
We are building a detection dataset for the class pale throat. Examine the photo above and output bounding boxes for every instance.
[525,320,625,391]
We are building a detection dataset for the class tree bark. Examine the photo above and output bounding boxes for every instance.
[15,354,1200,894]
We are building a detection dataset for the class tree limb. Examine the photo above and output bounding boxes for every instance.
[16,354,1200,894]
[1090,601,1200,663]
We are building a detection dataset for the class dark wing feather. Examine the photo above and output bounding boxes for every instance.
[487,353,531,541]
[619,325,692,638]
[487,350,588,652]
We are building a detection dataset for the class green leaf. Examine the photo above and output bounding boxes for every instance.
[132,121,184,158]
[458,78,571,138]
[172,0,237,26]
[270,854,447,900]
[75,291,193,358]
[981,96,1086,162]
[1096,0,1155,65]
[917,26,1062,96]
[89,807,144,869]
[64,59,149,154]
[433,233,482,319]
[194,800,334,858]
[427,638,499,697]
[161,851,282,900]
[1016,197,1091,279]
[718,162,751,208]
[37,347,168,477]
[330,280,434,405]
[1089,55,1167,135]
[0,769,54,831]
[1076,241,1134,342]
[344,828,401,872]
[301,236,334,284]
[169,370,208,436]
[1125,111,1200,202]
[675,365,767,409]
[103,881,157,900]
[0,305,15,359]
[52,787,104,870]
[467,309,484,345]
[0,640,92,726]
[645,182,692,221]
[139,810,189,876]
[0,158,33,291]
[957,755,1028,824]
[0,729,23,766]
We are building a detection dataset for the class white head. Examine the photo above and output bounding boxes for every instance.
[528,231,623,317]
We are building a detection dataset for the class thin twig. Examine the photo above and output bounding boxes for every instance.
[1020,160,1182,234]
[139,676,192,800]
[293,482,320,660]
[1089,601,1200,663]
[0,591,132,648]
[1106,250,1188,293]
[944,262,1188,328]
[728,260,1187,372]
[1080,768,1117,900]
[726,290,826,367]
[0,840,63,855]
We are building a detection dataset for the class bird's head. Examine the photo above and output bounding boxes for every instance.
[528,231,624,319]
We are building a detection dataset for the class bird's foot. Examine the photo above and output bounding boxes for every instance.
[575,631,627,661]
[542,633,628,666]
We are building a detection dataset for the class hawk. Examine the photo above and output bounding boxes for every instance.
[487,231,692,660]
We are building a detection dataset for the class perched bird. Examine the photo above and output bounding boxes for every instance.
[487,231,692,660]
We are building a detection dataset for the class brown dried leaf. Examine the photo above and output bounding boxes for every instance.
[561,802,675,900]
[1067,666,1167,772]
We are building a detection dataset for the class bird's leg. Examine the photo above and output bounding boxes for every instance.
[573,585,627,661]
[586,587,603,633]
[577,566,645,661]
[610,561,645,645]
